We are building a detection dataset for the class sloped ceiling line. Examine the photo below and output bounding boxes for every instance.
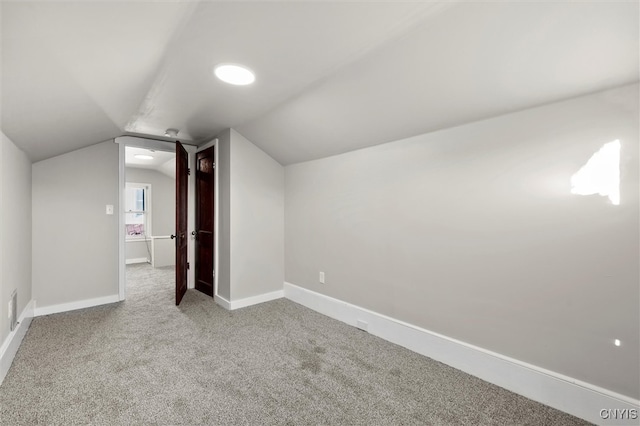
[1,1,638,164]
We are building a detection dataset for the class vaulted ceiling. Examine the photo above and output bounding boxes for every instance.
[2,1,638,164]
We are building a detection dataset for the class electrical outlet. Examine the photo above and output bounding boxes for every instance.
[319,271,325,284]
[7,300,12,320]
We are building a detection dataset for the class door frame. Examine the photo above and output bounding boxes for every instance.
[195,138,219,299]
[115,136,199,301]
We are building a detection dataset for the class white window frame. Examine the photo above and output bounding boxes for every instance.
[125,182,152,240]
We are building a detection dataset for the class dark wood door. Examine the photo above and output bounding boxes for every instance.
[195,147,215,297]
[175,142,188,305]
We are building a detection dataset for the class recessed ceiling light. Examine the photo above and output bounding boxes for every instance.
[134,154,154,160]
[214,64,255,86]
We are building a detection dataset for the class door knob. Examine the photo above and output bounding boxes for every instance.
[170,234,176,239]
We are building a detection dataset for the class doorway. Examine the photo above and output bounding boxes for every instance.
[116,136,218,305]
[123,145,176,298]
[195,146,215,296]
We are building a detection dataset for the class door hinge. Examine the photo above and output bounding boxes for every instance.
[212,270,215,278]
[187,168,191,176]
[212,163,216,169]
[187,262,190,270]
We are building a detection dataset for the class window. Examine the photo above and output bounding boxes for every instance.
[125,183,151,239]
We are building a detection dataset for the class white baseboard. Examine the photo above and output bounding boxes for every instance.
[126,257,149,265]
[230,290,284,310]
[34,294,120,317]
[283,282,639,425]
[215,294,231,310]
[0,299,35,385]
[214,289,284,311]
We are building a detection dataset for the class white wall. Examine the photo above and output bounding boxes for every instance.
[0,131,32,345]
[216,129,284,302]
[125,167,175,236]
[125,167,175,263]
[1,131,3,342]
[33,141,119,308]
[125,240,150,263]
[229,130,284,300]
[216,129,231,300]
[285,84,639,399]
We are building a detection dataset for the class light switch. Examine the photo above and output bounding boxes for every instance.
[106,204,114,215]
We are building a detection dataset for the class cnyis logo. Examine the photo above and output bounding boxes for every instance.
[599,408,638,420]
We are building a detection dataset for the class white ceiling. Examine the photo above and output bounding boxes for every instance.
[2,1,638,164]
[125,146,175,179]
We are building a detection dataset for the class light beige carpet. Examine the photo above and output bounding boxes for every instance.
[0,264,589,425]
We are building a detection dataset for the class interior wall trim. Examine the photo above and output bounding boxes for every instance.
[283,282,639,425]
[0,299,35,385]
[214,294,232,310]
[125,258,149,265]
[229,290,284,310]
[33,295,120,317]
[215,290,284,311]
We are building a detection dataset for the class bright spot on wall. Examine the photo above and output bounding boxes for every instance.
[570,140,620,205]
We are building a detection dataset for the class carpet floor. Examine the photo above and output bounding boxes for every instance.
[0,264,589,425]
